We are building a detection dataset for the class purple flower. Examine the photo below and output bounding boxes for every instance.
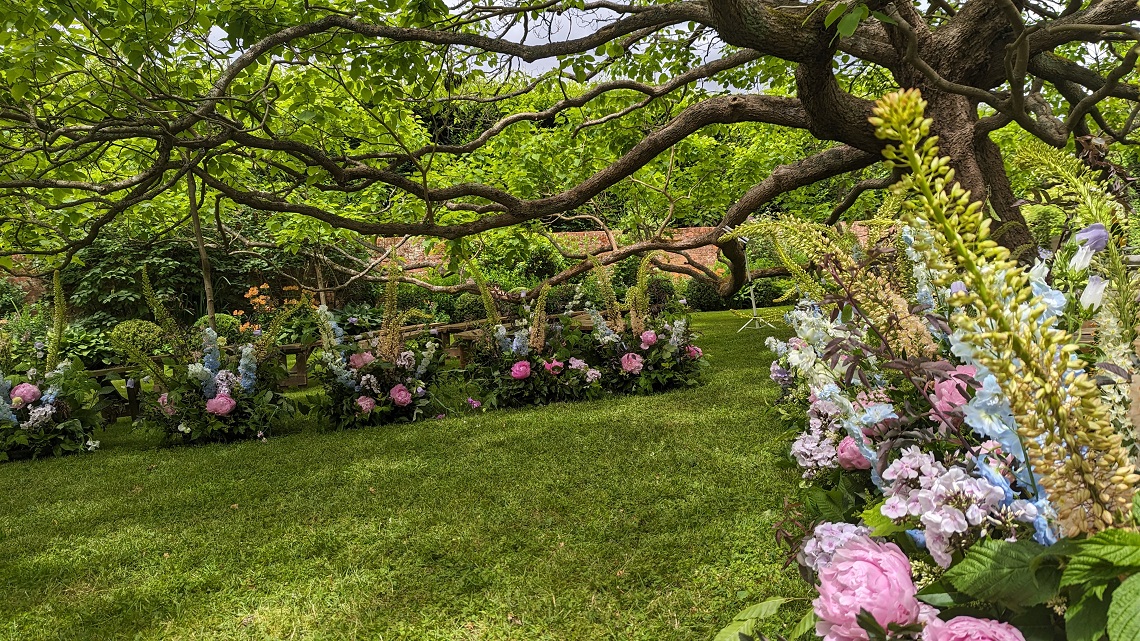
[950,281,967,295]
[347,316,360,324]
[585,368,601,383]
[1075,222,1109,251]
[466,397,481,409]
[568,357,587,370]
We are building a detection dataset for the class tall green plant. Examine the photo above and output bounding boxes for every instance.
[45,271,65,370]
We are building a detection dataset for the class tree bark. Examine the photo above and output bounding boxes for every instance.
[188,174,217,331]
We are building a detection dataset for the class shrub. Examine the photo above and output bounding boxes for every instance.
[0,359,104,461]
[683,278,727,311]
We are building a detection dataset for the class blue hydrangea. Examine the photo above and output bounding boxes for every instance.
[962,375,1024,462]
[202,328,221,374]
[238,345,257,392]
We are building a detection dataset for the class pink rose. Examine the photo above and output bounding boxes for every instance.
[814,537,923,641]
[349,352,376,370]
[685,345,703,359]
[837,436,872,470]
[389,384,412,407]
[931,365,976,415]
[510,361,531,380]
[544,359,564,375]
[356,395,376,413]
[640,330,657,349]
[620,352,645,374]
[923,617,1025,641]
[158,393,176,416]
[205,393,237,417]
[10,382,41,409]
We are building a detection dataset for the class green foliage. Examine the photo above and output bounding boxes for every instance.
[1108,574,1140,641]
[45,271,65,370]
[943,539,1061,609]
[109,320,167,385]
[0,359,104,462]
[193,313,242,345]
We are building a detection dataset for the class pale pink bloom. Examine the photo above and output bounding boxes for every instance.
[9,382,40,409]
[205,393,237,416]
[510,361,531,380]
[837,436,872,470]
[640,330,657,350]
[568,357,587,370]
[348,352,376,370]
[389,384,412,407]
[931,365,976,416]
[158,393,176,416]
[356,396,376,413]
[544,359,564,375]
[814,537,923,641]
[923,616,1025,641]
[620,353,645,374]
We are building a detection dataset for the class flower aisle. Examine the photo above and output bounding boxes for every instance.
[719,91,1140,641]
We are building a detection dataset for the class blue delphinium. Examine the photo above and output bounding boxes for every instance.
[510,329,529,356]
[238,345,257,392]
[202,328,221,374]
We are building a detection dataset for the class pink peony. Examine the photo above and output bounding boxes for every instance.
[349,351,376,370]
[923,617,1025,641]
[389,384,412,407]
[814,537,923,641]
[544,359,564,375]
[931,365,976,416]
[620,352,645,374]
[640,330,658,350]
[837,436,872,470]
[685,345,703,359]
[510,361,531,380]
[356,395,376,413]
[9,382,41,409]
[158,393,176,416]
[204,393,237,416]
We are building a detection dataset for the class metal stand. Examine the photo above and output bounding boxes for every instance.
[737,258,777,332]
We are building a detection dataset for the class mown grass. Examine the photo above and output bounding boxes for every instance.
[0,311,806,640]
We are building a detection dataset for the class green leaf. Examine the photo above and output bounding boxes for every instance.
[870,10,897,24]
[735,597,788,621]
[823,2,848,27]
[1067,586,1112,641]
[788,609,816,639]
[1108,573,1140,641]
[835,5,866,38]
[916,579,973,608]
[860,501,908,536]
[1063,530,1140,587]
[944,539,1057,609]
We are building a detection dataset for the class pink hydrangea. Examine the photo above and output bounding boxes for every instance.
[10,382,41,409]
[544,359,564,375]
[158,393,177,416]
[349,352,376,370]
[620,353,645,374]
[837,436,872,470]
[356,395,376,413]
[923,617,1025,641]
[389,384,412,407]
[205,393,237,416]
[568,357,587,370]
[510,361,531,380]
[685,345,703,359]
[814,537,923,641]
[640,330,658,349]
[931,365,976,416]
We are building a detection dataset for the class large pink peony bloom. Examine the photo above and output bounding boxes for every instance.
[10,382,41,409]
[158,393,177,416]
[205,393,237,416]
[356,395,376,413]
[923,617,1025,641]
[640,330,658,349]
[544,359,564,375]
[814,537,923,641]
[837,436,872,470]
[349,351,376,370]
[621,352,645,374]
[932,365,976,415]
[510,361,531,380]
[389,384,412,407]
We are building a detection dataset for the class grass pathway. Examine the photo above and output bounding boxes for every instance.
[0,311,803,640]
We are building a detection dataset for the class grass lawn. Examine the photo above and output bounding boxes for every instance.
[0,311,806,640]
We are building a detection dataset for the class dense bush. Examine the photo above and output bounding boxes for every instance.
[683,278,727,311]
[0,360,104,461]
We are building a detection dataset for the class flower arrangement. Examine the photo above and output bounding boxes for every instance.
[720,91,1140,641]
[314,266,446,428]
[0,272,104,460]
[466,256,706,408]
[113,277,304,442]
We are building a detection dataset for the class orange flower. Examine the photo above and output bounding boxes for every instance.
[232,310,245,316]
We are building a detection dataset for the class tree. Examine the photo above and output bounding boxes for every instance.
[1,0,1138,297]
